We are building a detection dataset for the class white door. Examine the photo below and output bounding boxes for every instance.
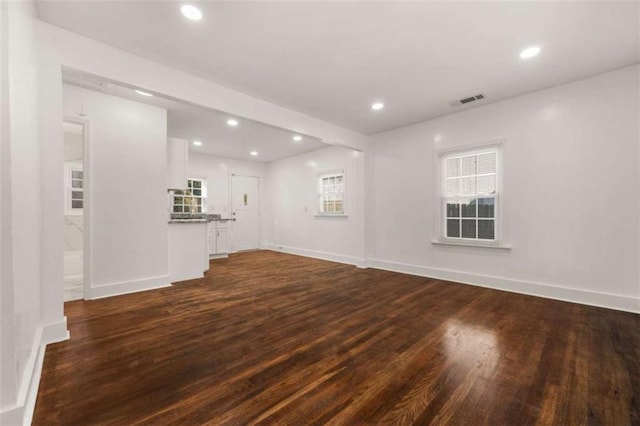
[231,175,260,251]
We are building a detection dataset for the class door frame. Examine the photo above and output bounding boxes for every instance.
[229,173,261,252]
[64,115,92,300]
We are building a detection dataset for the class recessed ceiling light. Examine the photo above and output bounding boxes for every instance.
[227,119,238,127]
[134,90,153,97]
[520,46,541,59]
[371,102,384,111]
[181,4,202,21]
[193,140,202,146]
[250,151,258,156]
[293,135,302,141]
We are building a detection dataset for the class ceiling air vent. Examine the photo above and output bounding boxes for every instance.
[449,93,485,107]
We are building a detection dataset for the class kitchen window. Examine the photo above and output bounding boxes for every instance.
[437,144,504,246]
[173,178,206,213]
[317,171,345,215]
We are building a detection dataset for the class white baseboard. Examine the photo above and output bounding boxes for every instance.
[209,253,229,260]
[89,274,171,300]
[261,246,638,313]
[0,316,70,426]
[264,244,365,267]
[41,317,70,345]
[369,259,640,314]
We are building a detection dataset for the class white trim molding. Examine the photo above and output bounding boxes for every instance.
[89,275,171,300]
[0,319,71,426]
[368,258,640,314]
[264,244,365,268]
[262,247,638,313]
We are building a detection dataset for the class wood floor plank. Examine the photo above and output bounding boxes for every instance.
[33,250,640,425]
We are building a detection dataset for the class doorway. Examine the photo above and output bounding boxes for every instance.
[231,174,260,251]
[63,120,85,301]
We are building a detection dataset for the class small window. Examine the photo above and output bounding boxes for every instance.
[65,163,83,215]
[439,145,501,244]
[173,178,206,213]
[317,171,345,215]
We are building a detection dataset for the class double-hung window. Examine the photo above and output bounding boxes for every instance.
[317,171,345,215]
[440,145,501,243]
[65,162,84,215]
[173,178,206,213]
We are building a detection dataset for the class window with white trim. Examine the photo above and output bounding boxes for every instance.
[173,178,206,213]
[65,162,84,215]
[441,146,500,242]
[317,171,345,215]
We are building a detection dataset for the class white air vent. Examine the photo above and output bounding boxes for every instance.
[449,93,485,107]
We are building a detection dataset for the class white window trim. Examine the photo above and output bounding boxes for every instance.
[432,141,510,249]
[315,169,348,217]
[64,162,84,216]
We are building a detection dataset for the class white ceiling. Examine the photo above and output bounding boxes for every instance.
[62,70,327,163]
[41,2,639,135]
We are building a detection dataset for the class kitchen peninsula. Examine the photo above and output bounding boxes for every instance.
[168,217,209,283]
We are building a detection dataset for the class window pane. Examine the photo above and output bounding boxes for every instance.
[71,191,83,200]
[192,180,201,189]
[71,180,83,188]
[336,175,343,184]
[196,198,202,206]
[478,152,496,174]
[460,177,476,196]
[461,156,476,176]
[446,178,459,196]
[478,198,495,218]
[447,219,460,238]
[192,189,202,196]
[461,199,476,218]
[71,200,83,209]
[462,219,476,238]
[478,220,495,240]
[174,197,183,204]
[446,202,460,218]
[335,201,343,213]
[477,175,496,195]
[71,170,83,179]
[173,206,182,213]
[446,158,460,178]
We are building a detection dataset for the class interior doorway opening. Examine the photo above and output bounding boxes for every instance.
[63,120,85,301]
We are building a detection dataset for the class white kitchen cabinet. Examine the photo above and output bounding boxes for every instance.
[167,137,188,189]
[208,220,232,257]
[216,221,232,254]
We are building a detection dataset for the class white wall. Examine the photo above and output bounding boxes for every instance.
[369,66,640,312]
[1,2,68,424]
[62,84,170,299]
[265,146,366,265]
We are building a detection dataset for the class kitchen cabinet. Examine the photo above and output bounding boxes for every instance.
[167,137,188,189]
[208,220,232,257]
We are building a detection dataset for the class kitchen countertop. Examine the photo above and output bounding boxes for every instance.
[168,214,233,223]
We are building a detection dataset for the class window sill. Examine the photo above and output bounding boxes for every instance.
[431,239,512,250]
[314,213,348,218]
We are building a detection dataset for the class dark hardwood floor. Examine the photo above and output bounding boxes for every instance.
[34,250,639,425]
